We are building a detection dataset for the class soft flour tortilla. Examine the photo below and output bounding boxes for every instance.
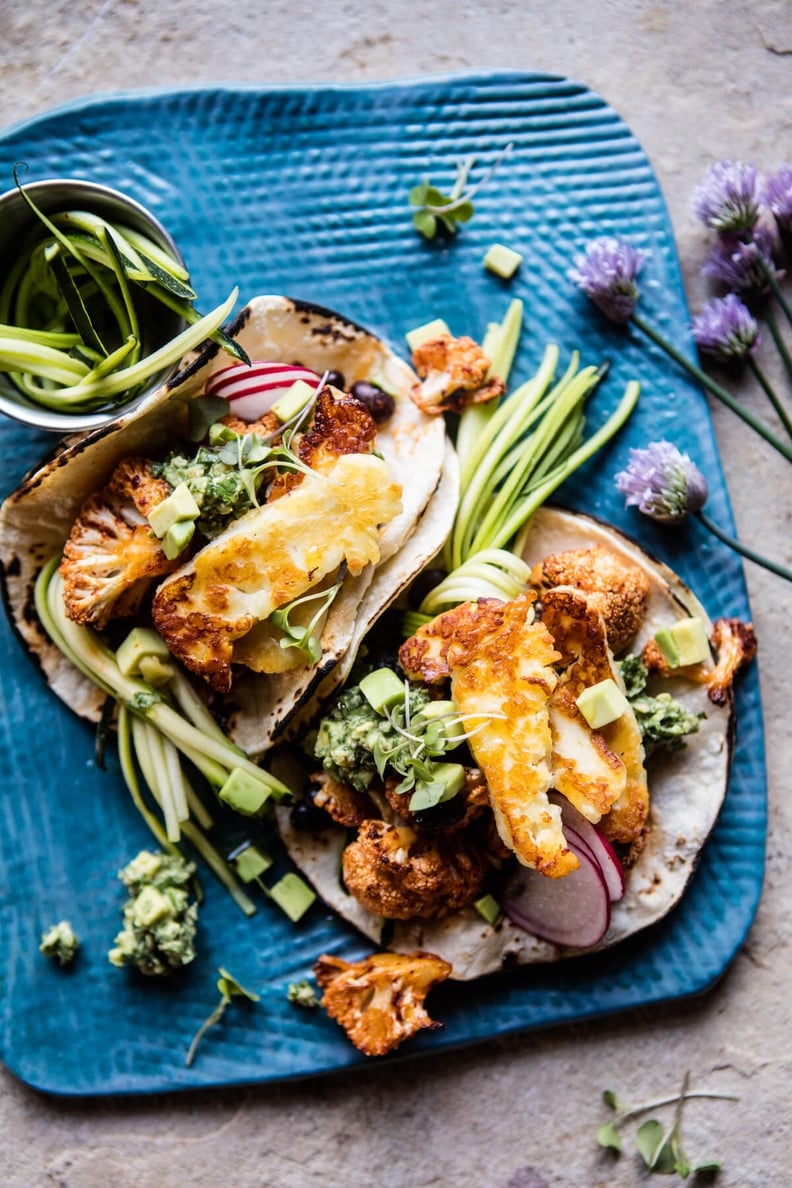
[0,295,448,751]
[276,507,733,980]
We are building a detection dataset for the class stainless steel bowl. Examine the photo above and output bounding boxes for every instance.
[0,178,187,434]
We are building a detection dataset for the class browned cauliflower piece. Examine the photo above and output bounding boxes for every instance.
[313,950,452,1056]
[268,386,377,500]
[60,458,178,628]
[341,819,490,920]
[706,616,757,706]
[219,409,281,438]
[310,771,377,827]
[410,334,505,415]
[531,545,650,656]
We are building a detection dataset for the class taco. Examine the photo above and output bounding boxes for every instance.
[276,507,748,982]
[0,295,452,754]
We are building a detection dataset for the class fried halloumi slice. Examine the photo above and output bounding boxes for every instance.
[400,594,577,879]
[314,950,452,1057]
[540,587,648,844]
[151,452,402,692]
[549,685,627,823]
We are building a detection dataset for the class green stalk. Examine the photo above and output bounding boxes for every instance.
[748,356,792,439]
[695,510,792,581]
[762,305,792,390]
[632,311,792,463]
[23,289,238,410]
[0,336,90,384]
[117,706,177,854]
[511,380,641,554]
[468,366,598,556]
[36,562,290,798]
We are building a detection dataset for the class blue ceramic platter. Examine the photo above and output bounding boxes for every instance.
[0,73,765,1095]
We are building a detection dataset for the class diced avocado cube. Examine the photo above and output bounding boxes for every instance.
[148,482,200,538]
[359,667,406,715]
[409,761,466,811]
[218,768,273,817]
[272,379,316,424]
[132,885,173,928]
[268,872,316,922]
[208,422,238,445]
[483,242,524,279]
[576,679,630,729]
[231,844,273,883]
[405,318,452,353]
[655,617,711,668]
[473,894,501,926]
[138,654,176,687]
[415,699,465,747]
[116,627,171,676]
[162,517,195,560]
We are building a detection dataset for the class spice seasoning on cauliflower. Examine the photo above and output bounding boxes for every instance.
[313,950,452,1057]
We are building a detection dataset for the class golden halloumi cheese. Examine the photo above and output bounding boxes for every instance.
[400,594,577,878]
[540,586,648,844]
[152,452,402,692]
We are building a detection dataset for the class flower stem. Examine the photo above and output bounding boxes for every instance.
[762,304,792,388]
[695,510,792,582]
[632,311,792,463]
[757,254,792,331]
[748,356,792,440]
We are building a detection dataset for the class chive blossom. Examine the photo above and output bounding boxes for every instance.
[691,295,760,360]
[691,160,761,234]
[615,441,707,523]
[568,236,648,324]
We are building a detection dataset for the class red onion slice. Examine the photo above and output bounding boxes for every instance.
[549,792,626,902]
[503,833,610,949]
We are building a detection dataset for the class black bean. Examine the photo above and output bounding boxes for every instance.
[349,380,396,422]
[290,797,333,832]
[325,369,345,389]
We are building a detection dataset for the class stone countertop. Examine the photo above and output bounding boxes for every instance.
[2,2,790,1185]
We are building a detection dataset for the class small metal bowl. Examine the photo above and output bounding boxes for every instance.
[0,178,187,434]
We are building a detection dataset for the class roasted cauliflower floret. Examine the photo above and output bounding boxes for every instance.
[531,545,650,656]
[342,820,490,920]
[310,771,377,828]
[707,616,757,705]
[268,386,377,500]
[410,334,505,415]
[151,451,402,692]
[60,458,178,628]
[313,950,452,1057]
[383,766,492,834]
[219,409,281,438]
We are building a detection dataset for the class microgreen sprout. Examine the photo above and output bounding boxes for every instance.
[597,1072,738,1178]
[185,967,260,1066]
[269,581,343,665]
[410,143,514,239]
[375,682,502,807]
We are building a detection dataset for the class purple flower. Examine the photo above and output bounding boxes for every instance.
[763,166,792,235]
[702,226,780,296]
[615,441,708,523]
[692,160,761,234]
[568,236,648,324]
[691,294,761,360]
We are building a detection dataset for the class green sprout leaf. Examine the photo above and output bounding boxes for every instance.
[635,1120,668,1169]
[185,966,259,1066]
[602,1088,620,1110]
[596,1122,622,1152]
[409,143,513,240]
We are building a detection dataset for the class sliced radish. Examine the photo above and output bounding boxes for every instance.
[549,791,626,903]
[205,362,322,422]
[503,834,611,949]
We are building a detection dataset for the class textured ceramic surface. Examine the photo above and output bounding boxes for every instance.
[0,73,765,1096]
